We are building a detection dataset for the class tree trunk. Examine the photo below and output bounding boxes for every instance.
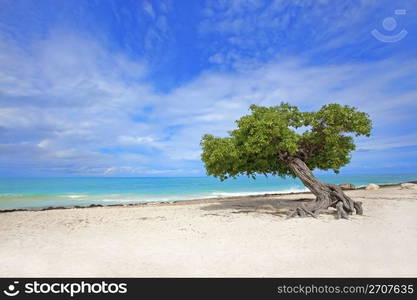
[286,157,363,219]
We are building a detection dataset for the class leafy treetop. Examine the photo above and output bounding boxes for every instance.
[200,103,372,180]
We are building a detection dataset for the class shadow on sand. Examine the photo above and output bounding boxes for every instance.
[199,196,318,217]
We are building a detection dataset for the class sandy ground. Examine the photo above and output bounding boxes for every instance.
[0,185,416,277]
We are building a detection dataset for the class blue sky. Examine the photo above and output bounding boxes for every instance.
[0,0,416,177]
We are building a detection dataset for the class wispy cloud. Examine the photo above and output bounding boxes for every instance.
[200,0,417,69]
[143,1,156,19]
[0,1,416,176]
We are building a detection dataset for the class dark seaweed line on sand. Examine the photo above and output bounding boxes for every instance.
[0,181,415,214]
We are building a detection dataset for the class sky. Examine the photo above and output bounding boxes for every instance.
[0,0,416,177]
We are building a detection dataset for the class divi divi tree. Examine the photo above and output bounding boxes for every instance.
[200,103,372,219]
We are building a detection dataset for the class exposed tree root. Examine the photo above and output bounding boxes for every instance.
[287,203,318,219]
[288,184,363,219]
[284,156,364,220]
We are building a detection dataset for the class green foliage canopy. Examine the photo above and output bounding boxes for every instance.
[200,103,372,180]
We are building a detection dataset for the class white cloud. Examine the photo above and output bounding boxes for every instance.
[103,167,116,175]
[143,1,155,19]
[37,139,51,149]
[0,28,416,175]
[118,135,157,146]
[357,133,417,151]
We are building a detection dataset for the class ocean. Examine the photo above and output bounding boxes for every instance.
[1,174,416,210]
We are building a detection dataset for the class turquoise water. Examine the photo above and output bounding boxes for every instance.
[0,174,416,210]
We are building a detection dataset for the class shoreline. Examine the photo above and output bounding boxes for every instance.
[1,180,416,214]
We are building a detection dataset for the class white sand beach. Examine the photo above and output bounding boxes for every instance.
[0,184,416,277]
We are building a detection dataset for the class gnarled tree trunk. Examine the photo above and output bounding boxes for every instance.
[286,157,363,219]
